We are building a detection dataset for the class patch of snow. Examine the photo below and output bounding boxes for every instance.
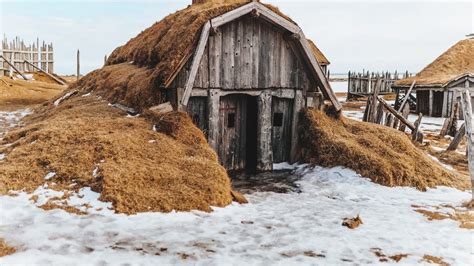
[43,172,56,180]
[273,162,299,170]
[92,166,99,178]
[152,125,157,132]
[0,166,471,265]
[427,154,455,171]
[0,153,4,160]
[82,92,92,97]
[54,91,76,107]
[126,114,140,118]
[148,140,156,143]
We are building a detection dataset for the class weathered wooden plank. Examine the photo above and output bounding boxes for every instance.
[447,123,466,151]
[460,88,474,198]
[258,90,273,171]
[182,21,211,106]
[24,60,65,85]
[0,55,27,80]
[375,101,384,124]
[210,2,257,28]
[297,33,341,111]
[411,113,424,143]
[255,2,300,34]
[207,89,220,151]
[398,80,416,112]
[398,104,410,132]
[368,78,382,123]
[377,97,416,131]
[290,90,304,162]
[208,26,222,88]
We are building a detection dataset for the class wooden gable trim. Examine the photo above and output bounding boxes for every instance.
[181,21,211,106]
[181,2,341,111]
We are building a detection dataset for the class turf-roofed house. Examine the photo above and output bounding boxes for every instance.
[147,0,340,172]
[392,35,474,118]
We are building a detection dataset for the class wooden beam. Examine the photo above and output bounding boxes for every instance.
[460,88,474,198]
[447,123,466,151]
[411,113,424,143]
[254,3,300,34]
[377,97,416,131]
[181,21,211,107]
[397,80,416,113]
[297,33,341,111]
[0,55,27,80]
[210,2,258,28]
[24,60,66,85]
[368,78,381,123]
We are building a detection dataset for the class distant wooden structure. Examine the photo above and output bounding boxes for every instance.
[393,37,473,118]
[0,37,54,77]
[347,71,410,101]
[165,1,340,172]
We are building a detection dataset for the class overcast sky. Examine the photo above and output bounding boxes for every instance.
[1,0,472,75]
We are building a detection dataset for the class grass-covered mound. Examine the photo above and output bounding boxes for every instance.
[299,109,469,191]
[0,96,244,214]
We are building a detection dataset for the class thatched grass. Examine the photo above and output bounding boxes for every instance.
[395,39,473,86]
[298,109,470,190]
[0,96,244,214]
[0,238,15,257]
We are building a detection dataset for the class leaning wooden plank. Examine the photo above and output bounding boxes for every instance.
[397,80,416,113]
[460,89,474,198]
[447,123,466,151]
[362,97,371,122]
[298,33,342,111]
[24,59,66,85]
[398,104,410,132]
[149,102,174,114]
[368,78,382,123]
[0,55,27,80]
[411,113,423,143]
[377,97,416,131]
[111,103,138,115]
[440,118,451,137]
[375,101,384,124]
[181,21,211,107]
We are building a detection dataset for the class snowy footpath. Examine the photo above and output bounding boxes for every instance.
[0,109,472,265]
[0,165,472,265]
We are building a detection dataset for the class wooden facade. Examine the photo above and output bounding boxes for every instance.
[411,76,474,118]
[167,2,337,172]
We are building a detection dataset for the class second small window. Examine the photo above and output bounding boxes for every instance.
[227,113,235,128]
[273,113,283,127]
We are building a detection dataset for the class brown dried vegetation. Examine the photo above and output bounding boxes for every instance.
[0,96,242,214]
[0,238,15,257]
[299,109,469,190]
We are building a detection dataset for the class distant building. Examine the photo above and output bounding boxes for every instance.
[393,36,473,117]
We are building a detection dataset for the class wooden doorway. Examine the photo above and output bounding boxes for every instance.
[218,94,258,171]
[272,97,293,163]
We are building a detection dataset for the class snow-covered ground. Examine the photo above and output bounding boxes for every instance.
[0,165,472,265]
[0,109,472,265]
[0,109,31,138]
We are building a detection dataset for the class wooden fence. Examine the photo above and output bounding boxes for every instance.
[0,36,54,77]
[347,71,412,100]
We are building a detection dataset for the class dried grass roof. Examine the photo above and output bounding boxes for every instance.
[394,39,474,87]
[105,0,330,88]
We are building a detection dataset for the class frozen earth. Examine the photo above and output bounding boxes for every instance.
[0,165,472,265]
[0,110,472,265]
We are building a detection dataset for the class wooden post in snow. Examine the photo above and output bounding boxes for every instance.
[411,113,423,143]
[76,49,80,81]
[447,123,466,151]
[460,88,474,199]
[368,78,382,123]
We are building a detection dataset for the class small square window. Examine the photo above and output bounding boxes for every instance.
[273,113,283,127]
[227,113,235,128]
